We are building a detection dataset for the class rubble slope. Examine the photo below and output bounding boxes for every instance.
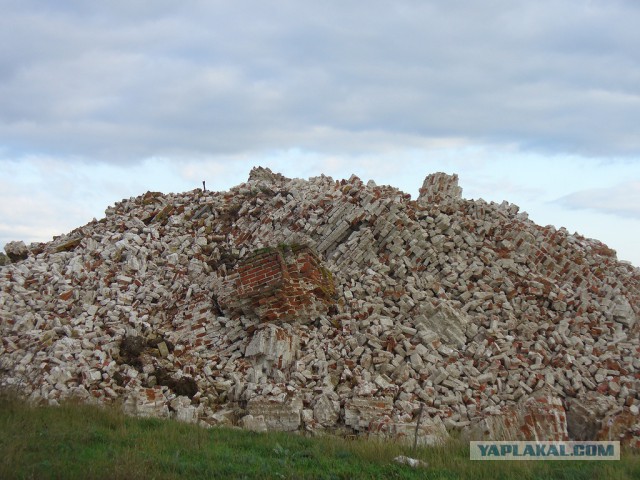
[1,167,638,446]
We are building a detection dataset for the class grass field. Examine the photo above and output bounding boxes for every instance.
[1,394,638,479]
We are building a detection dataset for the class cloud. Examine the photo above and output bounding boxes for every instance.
[555,181,640,219]
[0,155,197,248]
[2,1,640,162]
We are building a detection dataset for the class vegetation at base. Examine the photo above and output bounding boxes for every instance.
[1,393,638,480]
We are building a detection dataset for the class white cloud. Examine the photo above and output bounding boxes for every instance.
[555,181,640,219]
[2,1,640,161]
[0,156,195,247]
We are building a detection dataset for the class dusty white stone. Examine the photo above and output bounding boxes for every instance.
[611,296,637,327]
[246,395,303,432]
[415,302,469,349]
[171,396,198,423]
[394,456,429,469]
[344,396,394,431]
[313,393,340,427]
[4,241,29,262]
[239,414,268,432]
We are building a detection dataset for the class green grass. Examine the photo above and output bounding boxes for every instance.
[0,394,638,479]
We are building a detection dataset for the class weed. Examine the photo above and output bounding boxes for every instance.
[0,393,638,479]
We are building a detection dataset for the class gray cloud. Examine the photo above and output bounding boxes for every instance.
[555,181,640,219]
[2,1,640,161]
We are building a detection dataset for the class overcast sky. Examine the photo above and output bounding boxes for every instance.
[1,0,639,265]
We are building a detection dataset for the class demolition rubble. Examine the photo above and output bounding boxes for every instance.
[1,167,638,447]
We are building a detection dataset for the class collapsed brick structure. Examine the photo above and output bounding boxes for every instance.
[417,172,463,205]
[0,167,638,447]
[217,244,336,322]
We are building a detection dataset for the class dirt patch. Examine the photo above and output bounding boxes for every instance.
[155,368,198,398]
[119,336,146,368]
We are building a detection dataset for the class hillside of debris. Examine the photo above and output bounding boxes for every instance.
[1,167,638,446]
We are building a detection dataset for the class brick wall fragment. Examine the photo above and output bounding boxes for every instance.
[217,245,336,323]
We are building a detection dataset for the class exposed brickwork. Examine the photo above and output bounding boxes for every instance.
[219,245,336,323]
[471,390,568,442]
[418,172,463,205]
[237,250,285,298]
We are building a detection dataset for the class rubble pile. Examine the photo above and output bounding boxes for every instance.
[1,167,638,447]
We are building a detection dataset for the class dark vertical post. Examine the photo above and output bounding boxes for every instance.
[413,403,424,452]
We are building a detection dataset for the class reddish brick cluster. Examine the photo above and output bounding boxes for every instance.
[221,245,336,323]
[477,390,569,441]
[237,250,285,298]
[518,394,569,441]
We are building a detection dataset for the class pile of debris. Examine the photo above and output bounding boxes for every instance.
[1,167,638,447]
